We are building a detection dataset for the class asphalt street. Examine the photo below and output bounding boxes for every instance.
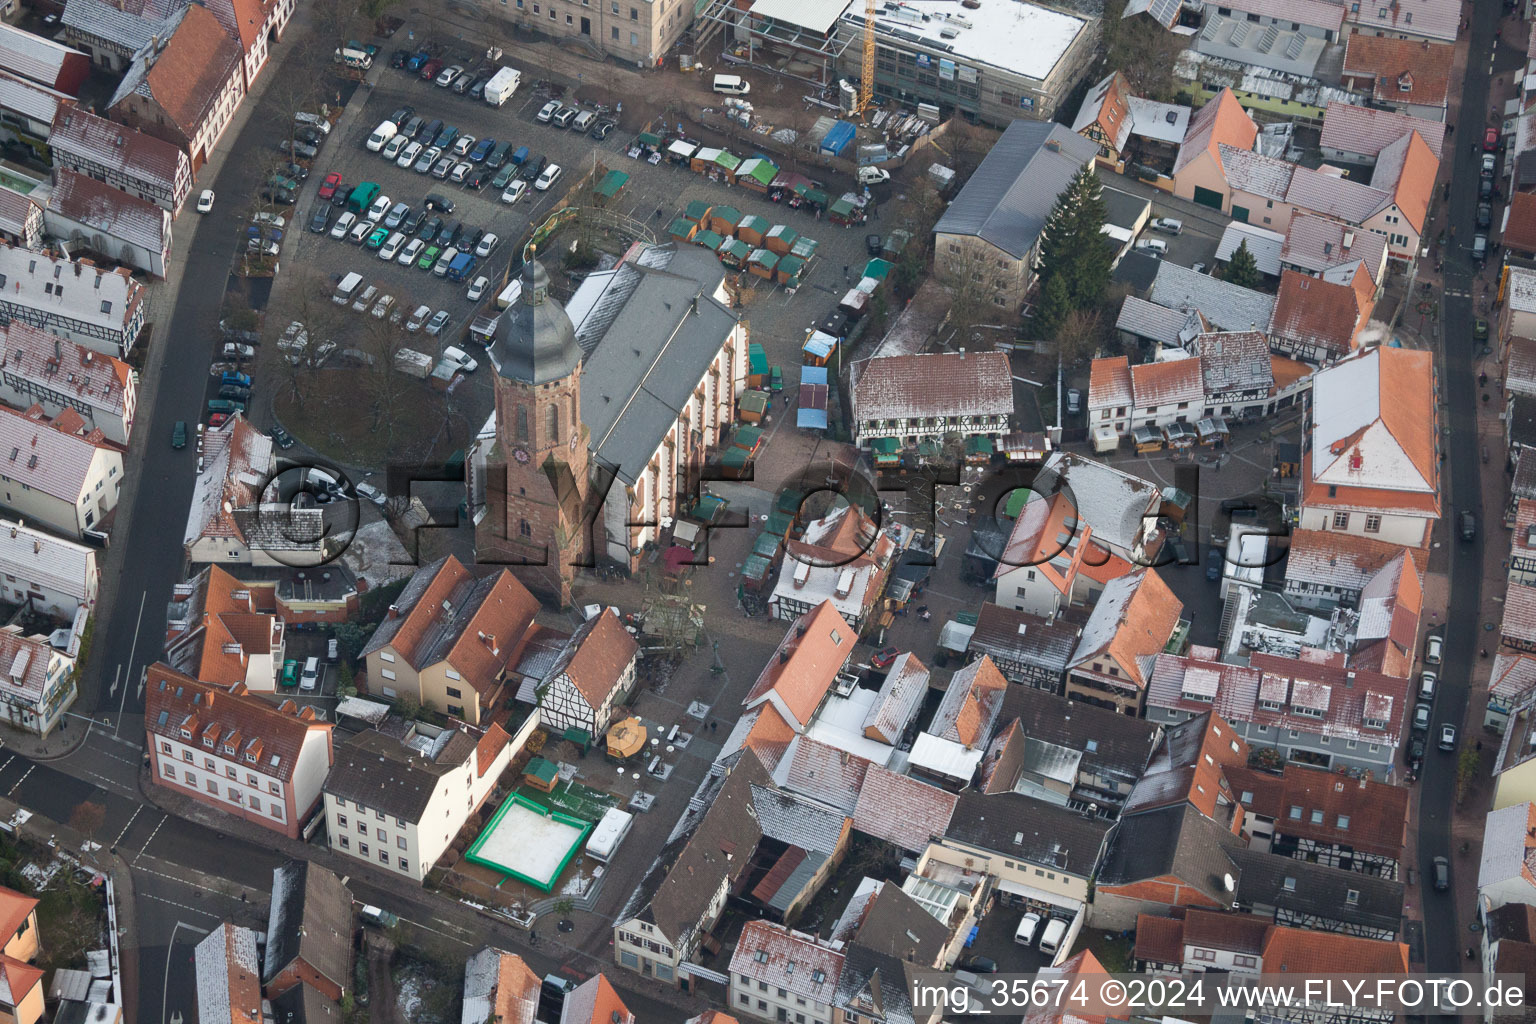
[1418,0,1501,977]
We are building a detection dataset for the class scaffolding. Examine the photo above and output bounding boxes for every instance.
[693,0,857,82]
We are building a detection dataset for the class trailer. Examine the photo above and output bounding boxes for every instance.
[585,807,634,863]
[395,348,432,379]
[483,66,521,107]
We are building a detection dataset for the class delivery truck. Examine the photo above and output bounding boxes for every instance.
[483,66,521,107]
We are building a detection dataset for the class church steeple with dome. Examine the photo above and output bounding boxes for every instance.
[478,253,591,607]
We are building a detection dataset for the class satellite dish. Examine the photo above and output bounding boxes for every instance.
[1223,872,1236,892]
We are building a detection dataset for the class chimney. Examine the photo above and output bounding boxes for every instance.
[387,604,399,619]
[1044,139,1061,152]
[779,650,790,665]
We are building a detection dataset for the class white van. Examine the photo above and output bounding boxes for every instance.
[332,271,363,305]
[299,656,320,691]
[365,120,398,153]
[1038,918,1067,957]
[334,46,372,69]
[1014,912,1042,946]
[712,74,750,96]
[572,110,598,133]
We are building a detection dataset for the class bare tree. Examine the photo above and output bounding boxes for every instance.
[1053,306,1105,367]
[68,802,105,845]
[267,270,348,405]
[938,241,1008,346]
[358,310,416,443]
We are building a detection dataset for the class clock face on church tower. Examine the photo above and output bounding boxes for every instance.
[512,446,531,464]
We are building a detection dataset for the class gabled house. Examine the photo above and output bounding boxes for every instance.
[1349,549,1423,679]
[1229,845,1405,940]
[1146,646,1411,776]
[991,491,1088,619]
[1317,102,1446,164]
[1269,267,1376,364]
[1280,214,1390,289]
[146,663,334,838]
[849,351,1012,453]
[964,602,1080,690]
[194,924,261,1024]
[860,652,928,746]
[1227,763,1408,879]
[535,609,638,739]
[728,921,843,1024]
[50,107,192,213]
[1478,801,1536,910]
[746,784,851,921]
[1343,0,1459,43]
[1128,358,1204,429]
[360,554,541,726]
[1087,355,1134,437]
[743,600,854,732]
[0,402,121,540]
[0,517,97,619]
[1065,568,1183,715]
[1036,452,1166,593]
[1171,89,1259,213]
[106,3,245,171]
[1069,71,1189,169]
[1299,347,1439,547]
[558,975,633,1024]
[1481,903,1536,1022]
[1340,31,1454,121]
[1195,330,1280,420]
[321,719,513,883]
[0,242,144,359]
[262,861,352,1003]
[613,751,773,986]
[932,120,1098,312]
[1283,529,1427,611]
[42,156,174,279]
[1091,801,1243,929]
[0,623,75,738]
[1147,261,1277,336]
[908,655,1009,788]
[978,684,1162,812]
[0,321,139,447]
[461,948,539,1024]
[768,507,896,632]
[164,565,285,693]
[850,764,957,854]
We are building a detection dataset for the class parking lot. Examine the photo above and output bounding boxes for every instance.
[301,65,883,364]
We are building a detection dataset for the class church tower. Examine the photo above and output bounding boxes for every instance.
[477,255,590,607]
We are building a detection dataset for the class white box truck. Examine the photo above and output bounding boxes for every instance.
[495,278,522,310]
[394,348,433,379]
[484,67,521,107]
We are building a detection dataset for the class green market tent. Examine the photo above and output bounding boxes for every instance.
[693,228,723,251]
[863,257,892,280]
[776,254,806,281]
[789,236,819,260]
[737,157,778,188]
[829,197,855,219]
[748,249,780,273]
[765,510,793,536]
[733,424,765,451]
[713,150,741,172]
[870,437,900,465]
[749,343,769,376]
[720,446,749,470]
[740,553,773,584]
[966,436,994,456]
[719,238,751,265]
[776,488,804,516]
[739,389,770,417]
[751,532,780,560]
[595,169,630,198]
[803,188,829,206]
[636,131,662,148]
[667,216,695,241]
[683,199,712,223]
[1004,488,1035,518]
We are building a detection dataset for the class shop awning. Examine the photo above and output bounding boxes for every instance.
[995,878,1084,913]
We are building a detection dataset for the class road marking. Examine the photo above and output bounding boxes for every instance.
[6,764,32,797]
[136,864,245,900]
[162,920,202,1024]
[84,770,136,796]
[138,814,171,858]
[143,894,220,920]
[112,805,144,848]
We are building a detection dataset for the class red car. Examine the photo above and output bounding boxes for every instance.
[208,413,230,428]
[871,647,900,669]
[419,58,443,81]
[1485,127,1500,152]
[317,171,342,200]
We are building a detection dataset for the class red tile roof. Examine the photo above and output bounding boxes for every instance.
[133,4,242,139]
[0,888,35,947]
[851,351,1012,422]
[145,662,331,781]
[549,610,638,709]
[1505,193,1536,256]
[744,601,854,729]
[1270,268,1371,359]
[1135,913,1186,964]
[851,764,957,851]
[1130,358,1204,408]
[1088,356,1133,410]
[1239,763,1407,859]
[1174,89,1257,176]
[1386,130,1439,234]
[1341,31,1453,109]
[1259,926,1409,974]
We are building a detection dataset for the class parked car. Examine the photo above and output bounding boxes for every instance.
[501,179,528,204]
[365,226,389,249]
[452,134,477,157]
[424,192,456,213]
[958,956,997,975]
[279,139,317,160]
[470,137,496,162]
[356,482,387,506]
[486,141,512,168]
[450,161,473,183]
[466,167,490,190]
[1483,153,1498,178]
[431,156,455,179]
[399,238,425,265]
[397,141,423,168]
[406,304,432,331]
[1475,319,1490,342]
[371,294,395,319]
[443,345,478,372]
[329,211,357,239]
[261,187,296,206]
[1485,127,1500,152]
[1412,702,1432,733]
[401,115,425,139]
[417,245,441,270]
[1432,856,1450,891]
[870,647,899,669]
[317,171,343,199]
[223,342,255,360]
[1424,633,1443,666]
[414,145,441,174]
[590,119,616,140]
[418,215,442,240]
[308,206,331,233]
[1150,216,1183,234]
[475,232,499,258]
[434,125,459,149]
[435,64,463,86]
[1065,387,1081,414]
[366,194,392,222]
[1206,547,1222,582]
[1459,510,1477,541]
[1439,723,1457,752]
[403,208,427,234]
[172,421,187,448]
[1134,238,1168,256]
[331,184,355,208]
[388,104,414,128]
[425,310,451,335]
[537,99,560,122]
[384,201,411,228]
[270,425,295,449]
[1418,671,1436,703]
[535,163,563,191]
[466,275,489,302]
[379,232,407,260]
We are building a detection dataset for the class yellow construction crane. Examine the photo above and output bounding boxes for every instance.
[860,0,876,116]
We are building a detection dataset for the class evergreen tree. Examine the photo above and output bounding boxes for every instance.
[1224,239,1262,289]
[1034,273,1074,340]
[1037,167,1112,314]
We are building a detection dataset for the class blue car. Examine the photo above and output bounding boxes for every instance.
[469,137,496,163]
[405,50,430,71]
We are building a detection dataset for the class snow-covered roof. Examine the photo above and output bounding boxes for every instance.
[1216,222,1284,276]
